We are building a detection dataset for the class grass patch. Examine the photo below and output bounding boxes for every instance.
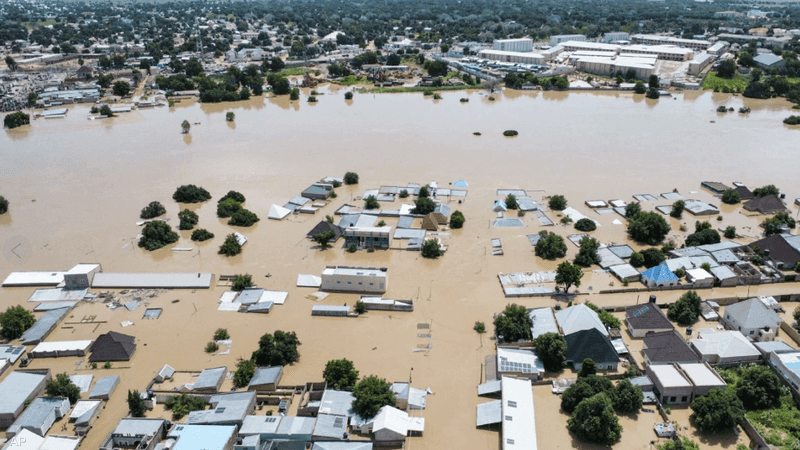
[338,75,366,86]
[361,85,478,94]
[275,67,314,77]
[702,72,749,92]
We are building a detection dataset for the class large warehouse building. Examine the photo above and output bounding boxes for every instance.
[493,39,533,53]
[478,49,545,65]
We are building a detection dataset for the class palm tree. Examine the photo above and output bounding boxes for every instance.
[181,120,190,134]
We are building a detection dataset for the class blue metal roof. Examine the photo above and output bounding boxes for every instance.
[641,265,678,282]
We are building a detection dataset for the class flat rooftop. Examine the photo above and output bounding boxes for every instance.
[92,273,214,289]
[650,364,692,388]
[322,266,386,277]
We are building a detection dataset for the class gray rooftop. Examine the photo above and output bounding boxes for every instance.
[312,442,374,450]
[186,391,254,425]
[0,372,48,416]
[276,416,316,436]
[110,418,166,437]
[92,273,213,289]
[529,307,559,339]
[608,245,635,259]
[249,366,283,387]
[193,367,226,391]
[237,288,265,305]
[312,413,348,439]
[397,216,415,229]
[7,397,69,436]
[89,375,120,399]
[319,389,356,417]
[239,415,281,436]
[0,345,26,363]
[476,400,502,426]
[20,307,70,344]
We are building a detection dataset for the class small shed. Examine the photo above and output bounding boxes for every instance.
[155,364,176,383]
[248,366,283,392]
[686,268,715,288]
[89,375,120,400]
[641,265,678,288]
[421,214,439,231]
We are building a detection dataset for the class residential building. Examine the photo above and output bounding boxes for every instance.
[30,340,93,358]
[477,49,545,65]
[63,263,101,289]
[678,363,727,398]
[560,41,620,53]
[19,307,71,345]
[312,413,349,441]
[565,328,619,371]
[312,443,373,450]
[496,346,545,381]
[391,382,427,410]
[69,400,102,434]
[529,307,559,339]
[186,391,255,426]
[707,41,730,56]
[343,226,391,250]
[371,406,424,441]
[749,234,800,270]
[493,39,533,52]
[626,303,674,338]
[754,341,796,358]
[248,366,283,392]
[642,330,701,366]
[192,367,228,393]
[555,304,607,336]
[743,195,787,214]
[500,376,536,450]
[603,32,631,43]
[690,329,761,364]
[622,44,694,61]
[2,430,79,450]
[0,345,27,365]
[0,371,50,427]
[630,34,711,51]
[90,331,136,362]
[550,34,586,46]
[6,397,70,438]
[301,183,334,200]
[307,221,344,242]
[167,424,237,450]
[686,268,715,288]
[647,362,725,404]
[89,375,120,400]
[753,53,786,70]
[688,53,716,75]
[641,265,679,288]
[722,298,782,339]
[320,266,387,294]
[769,351,800,391]
[318,389,356,417]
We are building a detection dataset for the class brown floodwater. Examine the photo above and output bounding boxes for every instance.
[1,87,799,450]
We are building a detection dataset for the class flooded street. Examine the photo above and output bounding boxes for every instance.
[1,88,799,449]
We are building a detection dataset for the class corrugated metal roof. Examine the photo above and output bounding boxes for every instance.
[476,400,502,426]
[193,367,226,391]
[92,273,213,289]
[20,307,70,344]
[89,376,119,399]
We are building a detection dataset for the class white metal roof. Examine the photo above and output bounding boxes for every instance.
[691,329,759,360]
[501,376,536,450]
[678,363,726,387]
[31,340,93,354]
[2,271,66,286]
[650,364,692,388]
[92,273,213,288]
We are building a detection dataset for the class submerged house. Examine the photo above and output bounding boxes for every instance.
[89,331,136,362]
[343,226,391,250]
[565,328,620,371]
[321,266,387,294]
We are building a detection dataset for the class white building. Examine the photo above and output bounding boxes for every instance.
[63,264,101,290]
[604,32,631,43]
[478,49,545,65]
[320,266,387,294]
[550,34,586,46]
[575,56,654,79]
[501,376,537,450]
[707,41,730,56]
[688,53,716,75]
[631,34,711,51]
[496,347,544,381]
[722,298,782,339]
[770,351,800,391]
[493,39,533,53]
[690,329,761,365]
[623,44,694,61]
[560,41,620,53]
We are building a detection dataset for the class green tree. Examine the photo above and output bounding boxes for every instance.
[668,291,702,326]
[646,87,660,99]
[140,201,166,219]
[736,365,782,410]
[323,359,360,390]
[649,74,659,89]
[355,301,366,314]
[534,332,567,372]
[233,359,256,388]
[561,375,615,413]
[474,321,486,333]
[313,230,336,249]
[628,211,671,245]
[28,92,38,105]
[641,248,665,268]
[671,200,685,218]
[138,221,179,251]
[352,376,396,419]
[535,233,567,260]
[574,237,600,268]
[219,233,243,256]
[364,195,380,210]
[173,185,210,203]
[226,112,235,122]
[219,191,246,203]
[556,261,583,293]
[99,105,114,117]
[568,393,622,446]
[722,190,740,205]
[97,74,114,88]
[574,218,596,232]
[412,197,436,215]
[612,379,643,413]
[634,81,647,94]
[289,87,300,100]
[345,91,354,100]
[231,274,253,291]
[185,57,204,77]
[252,330,301,366]
[113,81,131,97]
[127,390,147,417]
[217,198,243,218]
[5,55,17,71]
[4,111,30,129]
[178,209,198,230]
[205,341,219,353]
[343,172,359,185]
[658,436,700,450]
[579,359,597,378]
[505,194,518,210]
[228,209,260,226]
[46,373,81,404]
[625,202,641,218]
[585,302,622,329]
[191,229,214,241]
[691,387,744,433]
[717,60,737,79]
[743,81,770,99]
[449,210,465,229]
[421,239,442,258]
[0,196,8,214]
[724,226,736,239]
[0,305,36,340]
[630,251,644,267]
[762,212,796,236]
[269,56,285,72]
[686,227,721,247]
[418,186,430,198]
[494,304,533,343]
[549,195,567,210]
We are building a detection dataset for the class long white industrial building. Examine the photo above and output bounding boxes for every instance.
[575,56,655,79]
[631,34,711,51]
[493,39,533,53]
[320,266,388,293]
[478,49,545,65]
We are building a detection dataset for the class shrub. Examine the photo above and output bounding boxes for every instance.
[574,237,600,267]
[421,239,442,258]
[364,195,380,210]
[343,172,359,185]
[574,218,596,232]
[138,221,179,251]
[344,91,353,100]
[308,96,318,103]
[675,267,686,278]
[494,304,533,343]
[505,194,518,210]
[128,390,147,417]
[219,190,246,203]
[630,251,644,267]
[722,190,740,204]
[355,301,366,314]
[191,229,214,241]
[252,330,301,366]
[4,111,30,129]
[503,130,518,136]
[219,234,243,256]
[233,359,256,388]
[535,234,567,260]
[205,341,219,353]
[347,242,357,253]
[0,196,8,214]
[213,328,229,340]
[178,209,198,230]
[226,112,235,121]
[140,201,166,219]
[474,321,486,333]
[217,198,243,218]
[0,305,36,340]
[228,209,260,227]
[231,274,253,291]
[724,226,736,239]
[46,373,81,404]
[173,185,211,203]
[289,87,300,100]
[323,359,360,390]
[450,210,465,229]
[399,189,409,198]
[412,197,436,215]
[668,291,702,326]
[628,211,670,245]
[785,115,800,125]
[549,195,567,211]
[670,200,685,218]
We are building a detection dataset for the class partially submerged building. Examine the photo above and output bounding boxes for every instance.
[626,302,674,338]
[20,307,71,345]
[0,371,50,427]
[166,424,238,450]
[30,340,93,358]
[647,363,726,405]
[642,330,701,366]
[343,226,391,250]
[6,397,70,438]
[320,266,387,294]
[100,418,167,450]
[192,366,228,393]
[721,298,782,339]
[555,304,607,336]
[565,328,620,371]
[248,366,283,392]
[640,265,679,288]
[186,391,256,426]
[496,346,545,381]
[89,331,136,362]
[89,375,120,400]
[743,195,787,214]
[690,329,761,364]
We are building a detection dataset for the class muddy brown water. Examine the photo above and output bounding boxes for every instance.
[1,87,799,449]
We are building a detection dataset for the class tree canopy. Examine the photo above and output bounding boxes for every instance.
[364,195,380,210]
[217,198,243,218]
[46,373,81,404]
[449,210,465,229]
[4,111,30,129]
[233,359,256,388]
[0,305,36,340]
[625,202,641,218]
[567,393,622,446]
[323,358,360,390]
[252,330,301,366]
[667,291,702,326]
[505,194,518,210]
[549,195,567,210]
[173,185,211,203]
[494,304,533,343]
[412,197,436,215]
[534,332,567,372]
[671,200,685,218]
[736,365,783,410]
[535,233,567,260]
[313,230,336,249]
[556,260,584,293]
[573,237,600,268]
[352,376,396,419]
[574,218,596,232]
[343,172,359,185]
[128,390,147,417]
[579,359,597,378]
[140,201,166,219]
[0,196,8,215]
[561,374,615,413]
[690,387,744,433]
[628,211,671,245]
[722,190,740,204]
[218,233,243,256]
[219,190,246,203]
[753,185,780,198]
[138,221,179,251]
[763,212,796,236]
[178,209,198,230]
[421,239,442,258]
[686,221,721,247]
[612,379,643,413]
[228,209,260,226]
[641,247,665,268]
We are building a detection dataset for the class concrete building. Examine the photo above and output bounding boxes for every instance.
[641,265,679,288]
[89,331,136,362]
[708,41,730,56]
[678,363,727,398]
[623,44,694,61]
[690,329,761,364]
[565,328,620,371]
[248,366,283,392]
[321,266,387,294]
[560,41,619,53]
[30,340,93,358]
[343,226,391,250]
[647,362,725,404]
[493,39,533,52]
[604,32,631,43]
[496,346,545,381]
[688,53,716,75]
[2,430,79,450]
[529,307,559,339]
[501,376,537,450]
[769,351,800,391]
[643,330,701,366]
[550,34,586,46]
[631,34,711,51]
[753,53,786,70]
[192,367,228,393]
[556,304,607,337]
[477,49,545,65]
[722,298,782,338]
[0,371,50,427]
[301,183,334,200]
[186,391,255,426]
[89,375,120,400]
[575,56,655,79]
[63,263,101,289]
[167,424,237,450]
[626,303,674,338]
[6,397,70,438]
[686,268,715,288]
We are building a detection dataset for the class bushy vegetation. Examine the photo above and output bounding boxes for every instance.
[231,274,253,291]
[191,229,214,241]
[667,290,702,326]
[0,196,8,214]
[670,200,685,218]
[722,189,741,204]
[494,304,532,343]
[228,209,260,227]
[412,197,436,215]
[127,390,147,417]
[504,194,518,210]
[178,209,198,230]
[535,233,567,260]
[323,358,360,390]
[364,195,380,210]
[763,212,796,236]
[0,305,36,340]
[140,201,166,219]
[138,221,179,251]
[219,190,246,203]
[344,172,359,185]
[164,394,208,420]
[691,387,744,433]
[686,221,721,247]
[218,233,243,256]
[449,210,465,229]
[574,218,596,232]
[173,185,211,203]
[573,237,600,267]
[549,195,567,211]
[4,111,30,129]
[233,359,256,388]
[585,302,622,330]
[533,332,567,372]
[503,130,518,137]
[421,239,442,258]
[628,211,671,245]
[46,373,81,404]
[352,376,396,419]
[217,198,243,218]
[252,330,301,366]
